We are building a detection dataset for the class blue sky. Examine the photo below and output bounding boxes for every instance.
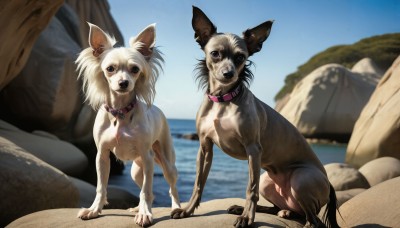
[107,0,400,119]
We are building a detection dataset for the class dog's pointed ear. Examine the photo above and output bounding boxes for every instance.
[192,6,217,48]
[88,22,114,57]
[243,20,273,56]
[129,24,156,57]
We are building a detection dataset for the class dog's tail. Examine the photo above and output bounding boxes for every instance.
[322,184,341,228]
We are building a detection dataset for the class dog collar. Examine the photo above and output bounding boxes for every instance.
[207,85,241,103]
[104,97,136,119]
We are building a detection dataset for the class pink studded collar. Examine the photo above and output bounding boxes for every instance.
[104,97,136,119]
[207,85,242,103]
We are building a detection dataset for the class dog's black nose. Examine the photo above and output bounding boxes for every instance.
[119,80,129,89]
[223,71,234,79]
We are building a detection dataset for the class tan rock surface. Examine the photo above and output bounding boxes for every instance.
[0,137,79,227]
[335,188,365,207]
[0,119,87,176]
[69,177,140,209]
[346,56,400,168]
[324,163,370,191]
[0,0,63,90]
[279,58,383,141]
[7,198,304,228]
[0,11,82,135]
[66,0,124,48]
[337,177,400,227]
[358,156,400,186]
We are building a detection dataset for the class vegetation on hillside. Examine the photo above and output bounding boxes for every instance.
[275,33,400,101]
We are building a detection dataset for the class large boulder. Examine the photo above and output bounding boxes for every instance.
[358,156,400,186]
[0,0,63,90]
[0,137,79,227]
[7,198,304,228]
[346,56,400,168]
[65,0,124,48]
[337,177,400,227]
[0,119,87,176]
[324,163,370,191]
[0,1,124,147]
[0,4,82,140]
[279,58,383,142]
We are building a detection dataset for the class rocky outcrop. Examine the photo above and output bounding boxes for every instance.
[324,163,370,191]
[324,157,400,204]
[0,1,124,146]
[6,198,304,228]
[346,56,400,168]
[65,0,124,48]
[0,0,63,90]
[0,137,79,227]
[358,156,400,186]
[278,58,383,142]
[337,177,400,227]
[0,120,87,176]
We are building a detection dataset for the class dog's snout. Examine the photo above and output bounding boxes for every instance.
[223,70,234,79]
[118,80,129,89]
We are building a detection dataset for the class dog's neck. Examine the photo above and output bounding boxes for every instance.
[104,91,137,119]
[208,81,242,103]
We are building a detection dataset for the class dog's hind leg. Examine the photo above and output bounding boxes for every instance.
[127,158,144,212]
[153,139,181,210]
[290,167,330,228]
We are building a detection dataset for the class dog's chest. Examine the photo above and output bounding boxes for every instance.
[199,108,246,159]
[101,120,143,160]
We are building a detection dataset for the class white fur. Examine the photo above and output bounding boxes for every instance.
[76,23,180,227]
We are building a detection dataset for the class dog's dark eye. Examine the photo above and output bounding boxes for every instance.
[210,51,220,59]
[131,66,140,74]
[106,66,115,73]
[235,54,246,64]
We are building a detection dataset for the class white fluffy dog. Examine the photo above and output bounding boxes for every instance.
[76,23,180,227]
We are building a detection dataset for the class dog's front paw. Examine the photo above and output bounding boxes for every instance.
[233,215,254,228]
[170,208,190,219]
[135,212,153,227]
[77,208,100,220]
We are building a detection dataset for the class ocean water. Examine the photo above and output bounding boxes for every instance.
[109,119,346,207]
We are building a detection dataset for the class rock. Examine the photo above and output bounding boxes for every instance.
[70,177,139,209]
[7,198,304,228]
[0,0,63,90]
[0,137,79,227]
[0,119,88,176]
[337,177,400,227]
[65,0,124,48]
[0,5,82,139]
[279,58,383,142]
[346,56,400,168]
[351,57,384,81]
[324,163,370,191]
[358,157,400,186]
[335,188,365,207]
[182,133,199,140]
